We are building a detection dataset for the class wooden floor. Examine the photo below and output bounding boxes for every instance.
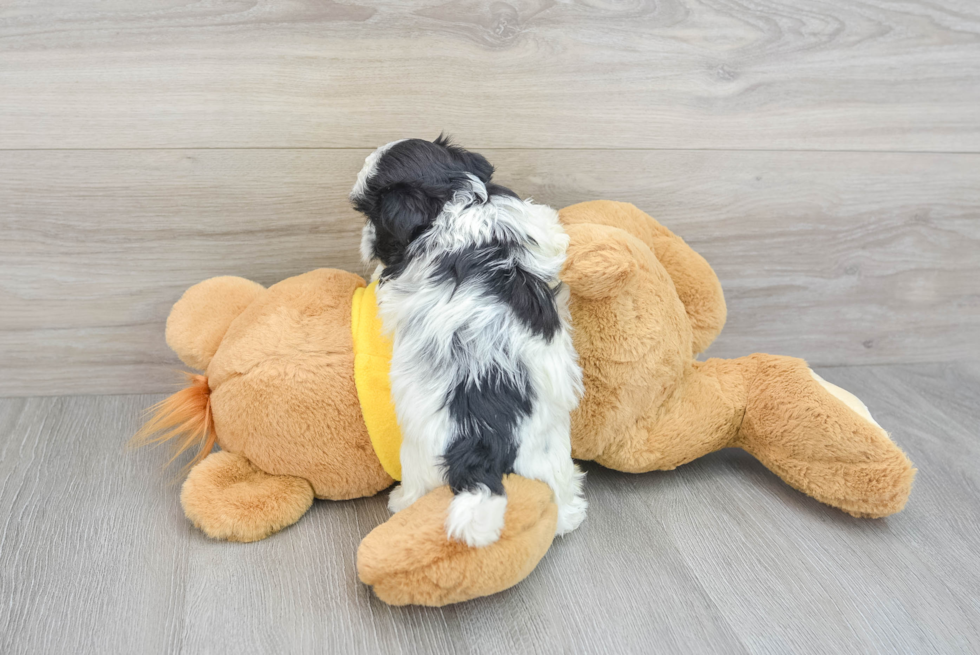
[1,363,977,654]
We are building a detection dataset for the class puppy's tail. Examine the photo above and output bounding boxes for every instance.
[445,485,507,548]
[130,372,215,472]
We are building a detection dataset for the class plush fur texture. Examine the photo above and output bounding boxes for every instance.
[559,202,914,519]
[559,200,726,356]
[138,199,915,607]
[159,268,394,502]
[350,137,585,546]
[166,275,266,371]
[181,450,314,543]
[357,474,557,606]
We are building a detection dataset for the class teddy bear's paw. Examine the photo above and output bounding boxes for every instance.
[810,370,885,433]
[180,450,314,542]
[806,369,915,516]
[358,475,558,606]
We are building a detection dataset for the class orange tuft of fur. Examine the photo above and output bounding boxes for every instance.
[131,372,216,471]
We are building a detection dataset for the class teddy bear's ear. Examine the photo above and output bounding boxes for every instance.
[561,224,643,300]
[165,276,265,371]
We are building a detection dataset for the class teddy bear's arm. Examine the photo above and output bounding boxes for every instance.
[560,200,726,355]
[561,224,643,300]
[166,276,265,370]
[649,231,727,355]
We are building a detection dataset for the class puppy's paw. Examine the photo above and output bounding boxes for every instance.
[387,484,423,514]
[555,494,588,536]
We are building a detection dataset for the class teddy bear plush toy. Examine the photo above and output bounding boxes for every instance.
[136,200,915,606]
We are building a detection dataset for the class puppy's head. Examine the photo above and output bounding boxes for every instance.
[350,135,497,269]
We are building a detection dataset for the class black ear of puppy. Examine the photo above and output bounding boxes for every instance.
[379,183,443,245]
[433,133,494,183]
[459,150,494,184]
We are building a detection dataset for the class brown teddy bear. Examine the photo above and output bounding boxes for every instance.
[136,200,915,606]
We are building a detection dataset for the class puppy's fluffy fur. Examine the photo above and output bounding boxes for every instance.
[351,136,586,547]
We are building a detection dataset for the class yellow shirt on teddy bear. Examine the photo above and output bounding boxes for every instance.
[350,281,402,481]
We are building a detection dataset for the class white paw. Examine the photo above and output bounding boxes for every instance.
[445,486,507,548]
[387,484,423,514]
[555,494,588,536]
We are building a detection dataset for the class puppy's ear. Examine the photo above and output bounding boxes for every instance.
[434,134,494,183]
[379,183,441,245]
[459,150,494,183]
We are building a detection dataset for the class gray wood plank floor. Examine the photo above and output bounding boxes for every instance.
[1,363,977,654]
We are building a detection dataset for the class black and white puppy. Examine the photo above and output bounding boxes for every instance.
[350,136,586,547]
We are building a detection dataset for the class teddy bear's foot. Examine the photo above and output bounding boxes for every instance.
[809,370,883,430]
[181,450,315,542]
[734,355,916,518]
[357,475,558,606]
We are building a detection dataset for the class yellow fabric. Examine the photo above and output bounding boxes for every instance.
[351,281,402,481]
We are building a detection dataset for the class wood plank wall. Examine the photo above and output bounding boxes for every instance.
[1,1,978,396]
